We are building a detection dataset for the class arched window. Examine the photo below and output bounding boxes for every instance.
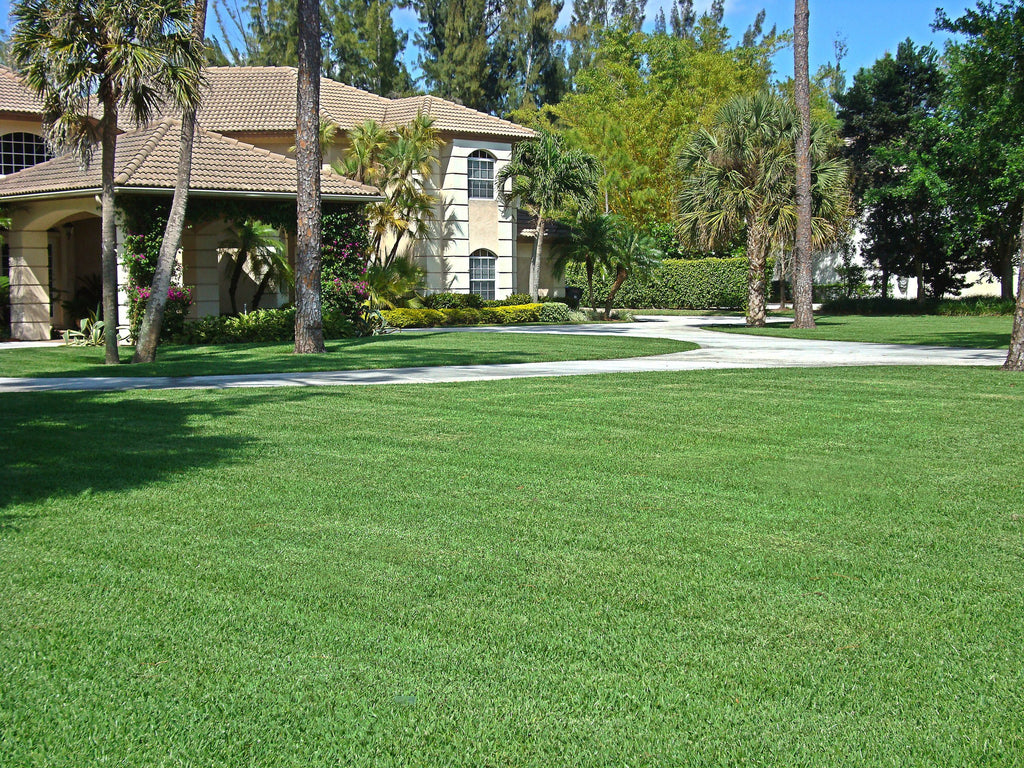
[467,150,495,199]
[469,249,496,300]
[0,132,51,175]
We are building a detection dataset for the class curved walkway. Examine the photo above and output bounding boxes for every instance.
[0,315,1008,392]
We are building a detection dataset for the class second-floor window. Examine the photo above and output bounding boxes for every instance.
[467,150,495,199]
[1,132,51,175]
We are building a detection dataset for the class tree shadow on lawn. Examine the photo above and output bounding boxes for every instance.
[4,332,646,379]
[0,389,314,511]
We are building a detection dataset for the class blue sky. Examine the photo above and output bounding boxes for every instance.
[2,0,980,83]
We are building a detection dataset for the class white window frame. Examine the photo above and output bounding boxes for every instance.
[469,249,497,299]
[467,150,496,200]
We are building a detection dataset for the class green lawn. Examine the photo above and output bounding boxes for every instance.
[0,332,695,379]
[707,314,1013,348]
[2,367,1022,766]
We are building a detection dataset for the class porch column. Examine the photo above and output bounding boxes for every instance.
[8,229,51,341]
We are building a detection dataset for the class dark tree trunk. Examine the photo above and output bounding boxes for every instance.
[745,217,767,327]
[916,259,926,304]
[605,265,627,318]
[228,252,247,315]
[294,0,325,353]
[530,213,545,302]
[100,93,120,365]
[1003,210,1024,370]
[252,271,272,310]
[586,258,595,312]
[133,0,208,363]
[881,261,889,299]
[1000,237,1015,301]
[791,0,816,329]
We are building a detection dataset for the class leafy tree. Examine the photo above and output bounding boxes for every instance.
[222,220,290,314]
[13,0,203,365]
[549,20,780,226]
[792,0,815,328]
[565,0,646,80]
[497,131,601,301]
[134,0,209,364]
[294,0,324,353]
[836,40,965,299]
[934,1,1024,369]
[485,0,567,113]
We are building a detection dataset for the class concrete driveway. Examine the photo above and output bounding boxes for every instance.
[0,314,1008,392]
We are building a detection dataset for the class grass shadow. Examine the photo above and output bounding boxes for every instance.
[0,389,283,510]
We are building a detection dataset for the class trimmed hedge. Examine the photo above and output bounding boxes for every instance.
[564,256,773,310]
[382,303,545,328]
[175,308,354,344]
[821,296,1017,316]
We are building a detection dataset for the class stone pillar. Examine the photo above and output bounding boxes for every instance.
[8,229,51,341]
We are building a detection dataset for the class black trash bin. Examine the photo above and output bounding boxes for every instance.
[564,286,584,310]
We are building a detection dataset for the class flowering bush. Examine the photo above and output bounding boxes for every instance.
[122,228,194,341]
[320,210,370,322]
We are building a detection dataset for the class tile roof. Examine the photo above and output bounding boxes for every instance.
[0,119,381,200]
[0,66,46,115]
[192,67,535,139]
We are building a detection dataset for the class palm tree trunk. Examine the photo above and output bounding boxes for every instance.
[294,0,325,353]
[530,214,545,303]
[746,218,767,327]
[228,252,246,314]
[132,0,207,363]
[791,0,816,329]
[100,94,120,365]
[1002,208,1024,370]
[252,271,272,310]
[605,265,627,318]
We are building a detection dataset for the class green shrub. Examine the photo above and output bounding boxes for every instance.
[425,292,485,309]
[821,296,1017,316]
[176,308,353,344]
[539,302,572,322]
[443,308,482,325]
[483,293,532,307]
[381,308,447,328]
[564,256,770,310]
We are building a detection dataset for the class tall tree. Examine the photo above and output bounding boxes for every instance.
[486,0,567,113]
[933,1,1024,369]
[413,0,500,110]
[836,41,956,299]
[211,0,413,95]
[791,0,816,327]
[13,0,203,365]
[134,0,209,363]
[496,131,601,301]
[294,0,324,353]
[566,0,646,81]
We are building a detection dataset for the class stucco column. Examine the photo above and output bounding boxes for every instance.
[8,229,51,341]
[115,222,130,335]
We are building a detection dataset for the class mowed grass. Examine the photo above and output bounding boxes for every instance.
[0,331,695,379]
[2,367,1023,766]
[707,314,1013,348]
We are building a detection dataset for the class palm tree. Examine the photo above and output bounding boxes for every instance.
[602,222,662,317]
[553,212,618,312]
[677,91,798,327]
[792,0,816,328]
[364,258,424,310]
[133,0,209,363]
[13,0,204,364]
[338,115,442,267]
[497,131,601,302]
[221,221,290,314]
[294,0,324,353]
